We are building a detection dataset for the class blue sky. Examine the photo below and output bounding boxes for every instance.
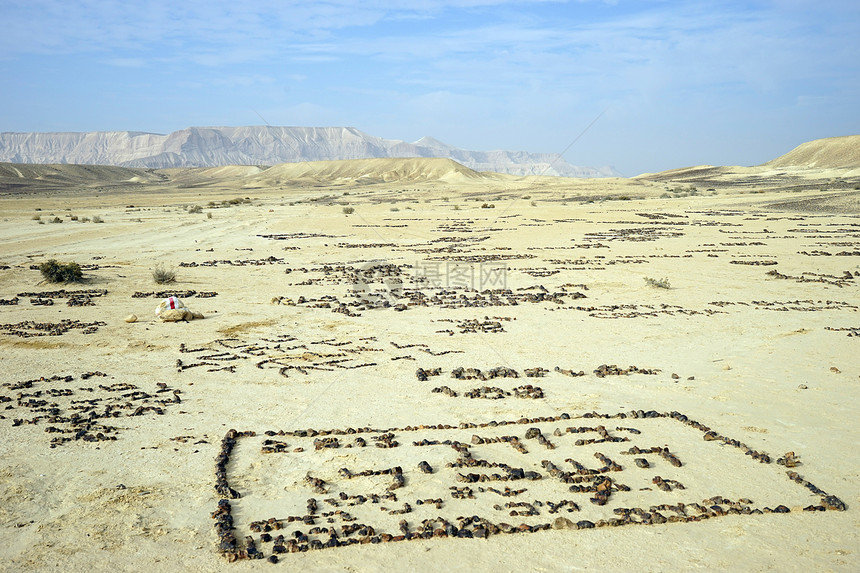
[1,0,858,175]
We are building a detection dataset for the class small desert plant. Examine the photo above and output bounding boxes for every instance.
[206,212,213,219]
[152,264,177,284]
[40,259,83,283]
[530,201,537,207]
[187,205,203,214]
[32,214,41,221]
[644,276,671,289]
[50,216,63,223]
[453,205,460,210]
[390,206,400,212]
[342,206,355,215]
[80,216,91,222]
[92,215,104,223]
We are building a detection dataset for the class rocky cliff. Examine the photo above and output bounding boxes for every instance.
[0,126,621,177]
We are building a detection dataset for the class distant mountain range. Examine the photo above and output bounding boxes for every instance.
[0,126,622,177]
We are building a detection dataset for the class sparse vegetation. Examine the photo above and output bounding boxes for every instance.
[187,205,203,214]
[481,203,496,209]
[390,206,400,212]
[530,201,537,207]
[32,214,41,221]
[662,185,710,198]
[50,216,63,223]
[152,264,177,284]
[39,259,83,283]
[92,215,104,223]
[207,212,213,219]
[342,206,355,215]
[644,276,671,289]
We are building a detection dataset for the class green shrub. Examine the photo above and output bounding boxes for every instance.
[342,206,355,214]
[40,260,83,283]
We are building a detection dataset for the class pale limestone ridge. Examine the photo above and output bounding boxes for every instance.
[0,126,622,178]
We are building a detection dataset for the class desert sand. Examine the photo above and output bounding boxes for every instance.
[0,142,858,572]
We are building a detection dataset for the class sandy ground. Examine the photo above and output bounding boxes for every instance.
[0,166,858,572]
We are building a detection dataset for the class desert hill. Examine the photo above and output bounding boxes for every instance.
[250,157,498,186]
[0,162,165,194]
[0,126,621,177]
[2,135,858,201]
[0,157,518,197]
[635,135,860,196]
[762,134,860,169]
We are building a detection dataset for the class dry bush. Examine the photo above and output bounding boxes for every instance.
[40,260,83,283]
[644,276,671,289]
[152,264,177,284]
